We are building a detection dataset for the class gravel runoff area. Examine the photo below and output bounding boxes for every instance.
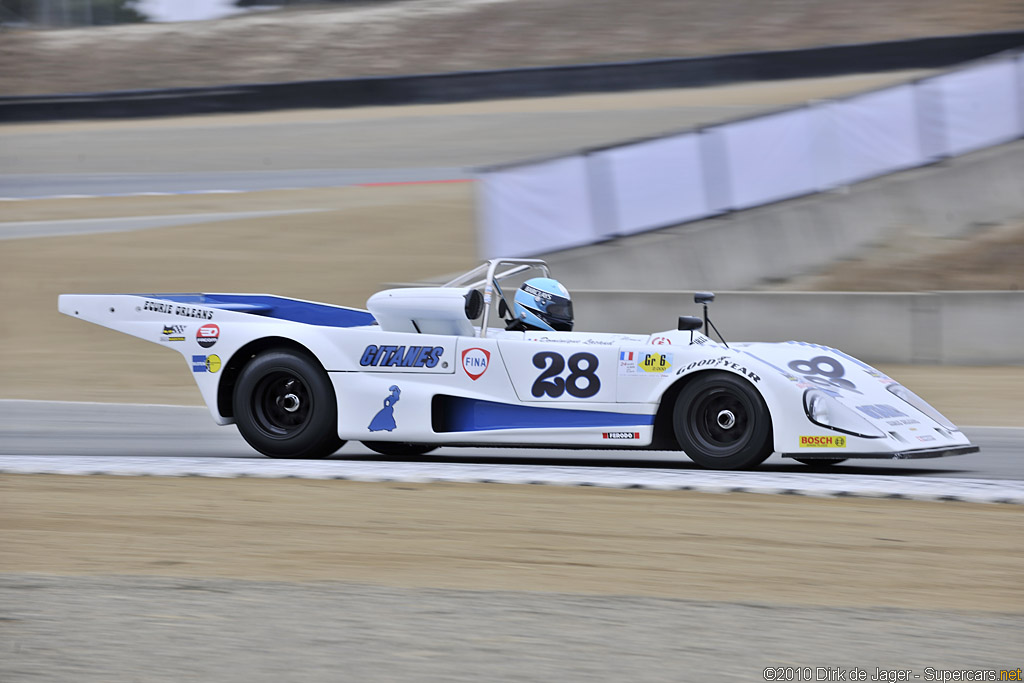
[3,574,1021,683]
[2,478,1022,682]
[2,0,1024,95]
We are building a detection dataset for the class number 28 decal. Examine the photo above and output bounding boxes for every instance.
[531,352,601,398]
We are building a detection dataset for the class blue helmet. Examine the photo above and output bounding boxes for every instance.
[513,277,573,331]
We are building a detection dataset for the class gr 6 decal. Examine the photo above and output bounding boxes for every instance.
[787,356,860,394]
[639,352,671,374]
[531,352,600,399]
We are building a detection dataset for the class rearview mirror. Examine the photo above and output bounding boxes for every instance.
[694,292,715,305]
[678,316,703,331]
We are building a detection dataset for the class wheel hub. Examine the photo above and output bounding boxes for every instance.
[717,409,736,430]
[280,393,301,413]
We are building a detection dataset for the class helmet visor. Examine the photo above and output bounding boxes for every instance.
[546,300,573,321]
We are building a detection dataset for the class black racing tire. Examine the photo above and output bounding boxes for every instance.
[673,372,774,470]
[362,441,438,457]
[793,458,848,467]
[233,350,344,459]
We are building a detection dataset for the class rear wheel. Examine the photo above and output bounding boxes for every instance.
[673,372,773,470]
[233,350,344,459]
[363,441,438,457]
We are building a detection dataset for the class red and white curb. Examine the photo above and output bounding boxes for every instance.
[1,456,1021,504]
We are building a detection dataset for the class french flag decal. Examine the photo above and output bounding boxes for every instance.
[619,351,634,361]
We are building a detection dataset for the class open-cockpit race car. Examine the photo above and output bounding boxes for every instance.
[59,258,978,470]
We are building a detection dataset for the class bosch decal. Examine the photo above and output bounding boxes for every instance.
[649,336,672,345]
[799,435,847,448]
[143,300,214,320]
[461,347,490,381]
[360,345,443,368]
[196,324,220,349]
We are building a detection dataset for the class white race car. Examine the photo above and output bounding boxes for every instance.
[59,258,978,470]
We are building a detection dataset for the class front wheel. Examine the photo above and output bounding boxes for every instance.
[233,350,344,459]
[673,372,773,470]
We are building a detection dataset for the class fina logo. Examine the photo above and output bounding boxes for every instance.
[461,347,490,381]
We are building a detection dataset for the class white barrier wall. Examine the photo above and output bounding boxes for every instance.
[591,132,711,235]
[477,156,596,258]
[478,51,1024,259]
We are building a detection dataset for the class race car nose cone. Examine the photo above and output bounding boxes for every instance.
[280,393,301,413]
[717,410,736,430]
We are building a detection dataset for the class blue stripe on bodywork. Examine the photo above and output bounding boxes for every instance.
[136,293,376,328]
[433,396,655,433]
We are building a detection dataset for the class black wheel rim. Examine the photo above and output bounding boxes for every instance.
[251,370,312,438]
[688,386,753,457]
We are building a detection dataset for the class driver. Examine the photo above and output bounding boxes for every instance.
[506,277,574,332]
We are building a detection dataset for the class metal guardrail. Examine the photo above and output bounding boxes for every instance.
[2,30,1024,122]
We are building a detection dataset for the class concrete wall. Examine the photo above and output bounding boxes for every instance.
[547,139,1024,291]
[573,290,1024,365]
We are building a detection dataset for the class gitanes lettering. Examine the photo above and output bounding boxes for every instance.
[359,344,444,368]
[142,300,214,320]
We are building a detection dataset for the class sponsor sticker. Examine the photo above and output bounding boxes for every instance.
[639,352,671,374]
[603,431,640,440]
[676,355,761,383]
[360,345,443,368]
[799,435,847,448]
[160,324,186,342]
[461,347,490,381]
[192,354,221,373]
[196,323,220,349]
[650,336,672,346]
[620,351,672,377]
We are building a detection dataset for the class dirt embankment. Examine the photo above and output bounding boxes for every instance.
[2,0,1024,96]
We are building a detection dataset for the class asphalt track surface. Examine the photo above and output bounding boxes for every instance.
[2,400,1020,480]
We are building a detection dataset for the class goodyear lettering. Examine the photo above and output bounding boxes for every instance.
[359,344,444,368]
[676,355,760,383]
[799,435,847,448]
[143,300,214,320]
